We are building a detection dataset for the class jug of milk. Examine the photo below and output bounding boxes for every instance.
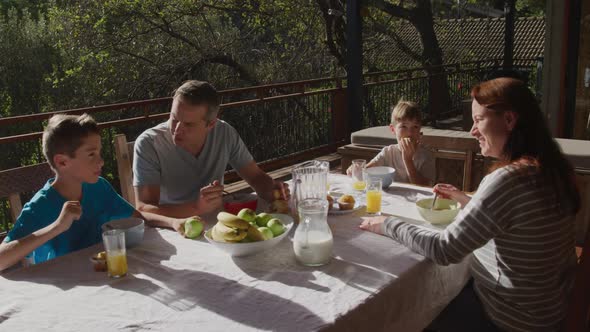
[293,198,333,266]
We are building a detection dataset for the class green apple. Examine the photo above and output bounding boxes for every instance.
[255,213,273,227]
[267,218,285,237]
[257,227,274,240]
[184,217,204,239]
[237,208,257,223]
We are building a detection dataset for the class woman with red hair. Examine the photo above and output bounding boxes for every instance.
[361,77,580,331]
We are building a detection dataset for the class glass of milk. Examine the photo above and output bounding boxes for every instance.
[293,198,333,266]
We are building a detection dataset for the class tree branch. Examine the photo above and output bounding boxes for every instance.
[369,19,424,64]
[315,0,346,68]
[366,0,413,20]
[111,46,157,65]
[192,54,259,85]
[133,10,201,50]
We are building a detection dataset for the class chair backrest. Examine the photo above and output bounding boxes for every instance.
[564,213,590,332]
[420,133,480,192]
[574,170,590,245]
[0,163,54,238]
[113,134,136,206]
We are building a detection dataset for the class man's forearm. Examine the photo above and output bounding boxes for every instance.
[248,173,275,201]
[137,201,199,219]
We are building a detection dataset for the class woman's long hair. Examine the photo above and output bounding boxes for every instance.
[471,77,580,214]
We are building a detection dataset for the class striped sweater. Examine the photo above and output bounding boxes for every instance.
[384,165,576,332]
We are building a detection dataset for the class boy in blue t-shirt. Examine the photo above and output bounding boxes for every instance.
[0,114,198,271]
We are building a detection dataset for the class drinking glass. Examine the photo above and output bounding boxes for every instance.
[350,159,367,196]
[102,230,128,278]
[366,178,382,215]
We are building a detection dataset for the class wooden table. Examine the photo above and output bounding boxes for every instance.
[0,174,470,332]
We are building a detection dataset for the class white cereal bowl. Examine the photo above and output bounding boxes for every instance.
[204,214,294,257]
[102,217,145,248]
[416,198,461,224]
[366,166,396,188]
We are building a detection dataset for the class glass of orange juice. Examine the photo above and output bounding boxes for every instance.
[102,230,128,278]
[351,159,367,195]
[366,178,382,215]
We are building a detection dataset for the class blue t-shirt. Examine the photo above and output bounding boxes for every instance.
[4,177,135,264]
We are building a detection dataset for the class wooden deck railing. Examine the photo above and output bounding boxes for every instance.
[0,58,539,231]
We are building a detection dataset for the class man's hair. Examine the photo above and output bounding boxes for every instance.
[173,80,220,122]
[42,113,99,169]
[390,100,422,124]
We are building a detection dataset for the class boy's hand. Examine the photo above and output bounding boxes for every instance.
[399,137,417,162]
[171,218,186,236]
[346,165,353,176]
[196,180,223,214]
[55,201,82,233]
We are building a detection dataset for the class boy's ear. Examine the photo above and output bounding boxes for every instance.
[389,124,396,134]
[53,154,70,170]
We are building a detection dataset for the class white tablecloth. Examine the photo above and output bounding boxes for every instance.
[0,174,470,332]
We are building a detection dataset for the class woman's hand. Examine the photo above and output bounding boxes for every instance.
[433,183,471,206]
[359,216,388,235]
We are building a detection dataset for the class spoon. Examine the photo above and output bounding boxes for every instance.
[430,193,438,210]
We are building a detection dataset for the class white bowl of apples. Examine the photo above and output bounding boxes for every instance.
[204,210,293,257]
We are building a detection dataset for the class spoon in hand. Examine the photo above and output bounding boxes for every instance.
[430,193,438,210]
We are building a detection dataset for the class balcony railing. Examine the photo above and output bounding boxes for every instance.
[0,58,539,232]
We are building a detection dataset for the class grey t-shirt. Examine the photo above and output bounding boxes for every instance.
[133,120,253,205]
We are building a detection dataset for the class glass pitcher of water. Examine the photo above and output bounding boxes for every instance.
[293,198,333,266]
[292,160,329,209]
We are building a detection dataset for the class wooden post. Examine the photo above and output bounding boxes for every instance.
[463,150,474,192]
[346,0,363,134]
[332,87,349,144]
[503,0,516,69]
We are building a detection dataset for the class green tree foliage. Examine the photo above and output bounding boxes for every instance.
[0,7,60,169]
[0,7,58,117]
[43,0,335,105]
[0,0,341,173]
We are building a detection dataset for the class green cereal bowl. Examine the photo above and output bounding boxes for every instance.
[416,198,461,224]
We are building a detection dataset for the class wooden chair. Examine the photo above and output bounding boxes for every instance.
[0,163,54,239]
[113,134,136,206]
[338,128,482,191]
[564,171,590,332]
[564,217,590,332]
[574,170,590,245]
[420,133,480,192]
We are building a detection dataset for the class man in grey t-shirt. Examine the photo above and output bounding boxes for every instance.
[133,80,287,218]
